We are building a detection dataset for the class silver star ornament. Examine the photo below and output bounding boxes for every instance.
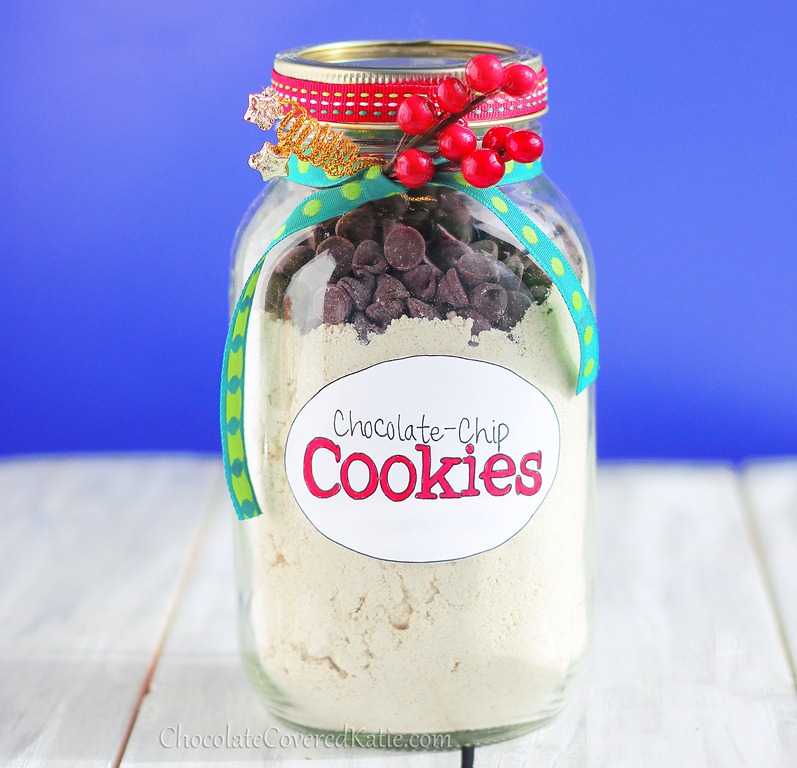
[248,141,289,181]
[244,87,284,130]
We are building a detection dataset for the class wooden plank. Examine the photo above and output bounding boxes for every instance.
[741,459,797,684]
[0,456,220,768]
[121,470,459,767]
[475,464,797,767]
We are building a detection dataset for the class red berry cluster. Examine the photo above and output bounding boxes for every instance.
[391,55,544,189]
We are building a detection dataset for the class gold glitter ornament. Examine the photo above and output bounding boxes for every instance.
[243,88,383,179]
[274,101,383,178]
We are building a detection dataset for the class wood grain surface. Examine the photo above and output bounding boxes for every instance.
[1,456,795,767]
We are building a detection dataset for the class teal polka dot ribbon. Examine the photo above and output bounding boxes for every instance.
[221,158,599,520]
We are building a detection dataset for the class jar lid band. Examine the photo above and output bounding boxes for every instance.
[270,68,548,128]
[270,41,547,130]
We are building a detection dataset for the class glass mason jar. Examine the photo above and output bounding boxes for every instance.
[226,40,596,748]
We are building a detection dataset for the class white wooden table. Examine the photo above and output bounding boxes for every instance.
[1,456,795,767]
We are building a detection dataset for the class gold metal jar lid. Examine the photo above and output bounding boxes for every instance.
[271,40,547,132]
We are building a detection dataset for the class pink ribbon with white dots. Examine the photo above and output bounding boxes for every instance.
[270,67,548,125]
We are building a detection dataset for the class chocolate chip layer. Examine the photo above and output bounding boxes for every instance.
[264,187,559,341]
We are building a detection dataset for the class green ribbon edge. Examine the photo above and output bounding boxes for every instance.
[221,161,598,520]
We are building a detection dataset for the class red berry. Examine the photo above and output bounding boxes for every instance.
[505,130,544,163]
[397,95,437,135]
[460,149,505,188]
[464,54,506,94]
[437,123,477,161]
[482,125,514,153]
[436,77,471,113]
[502,64,538,97]
[394,149,435,188]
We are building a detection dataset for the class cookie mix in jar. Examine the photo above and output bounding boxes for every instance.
[221,40,599,747]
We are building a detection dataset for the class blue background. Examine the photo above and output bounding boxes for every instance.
[1,1,795,459]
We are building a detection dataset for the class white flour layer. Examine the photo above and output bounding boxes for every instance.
[242,291,591,734]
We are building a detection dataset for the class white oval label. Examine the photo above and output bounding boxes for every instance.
[284,355,560,563]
